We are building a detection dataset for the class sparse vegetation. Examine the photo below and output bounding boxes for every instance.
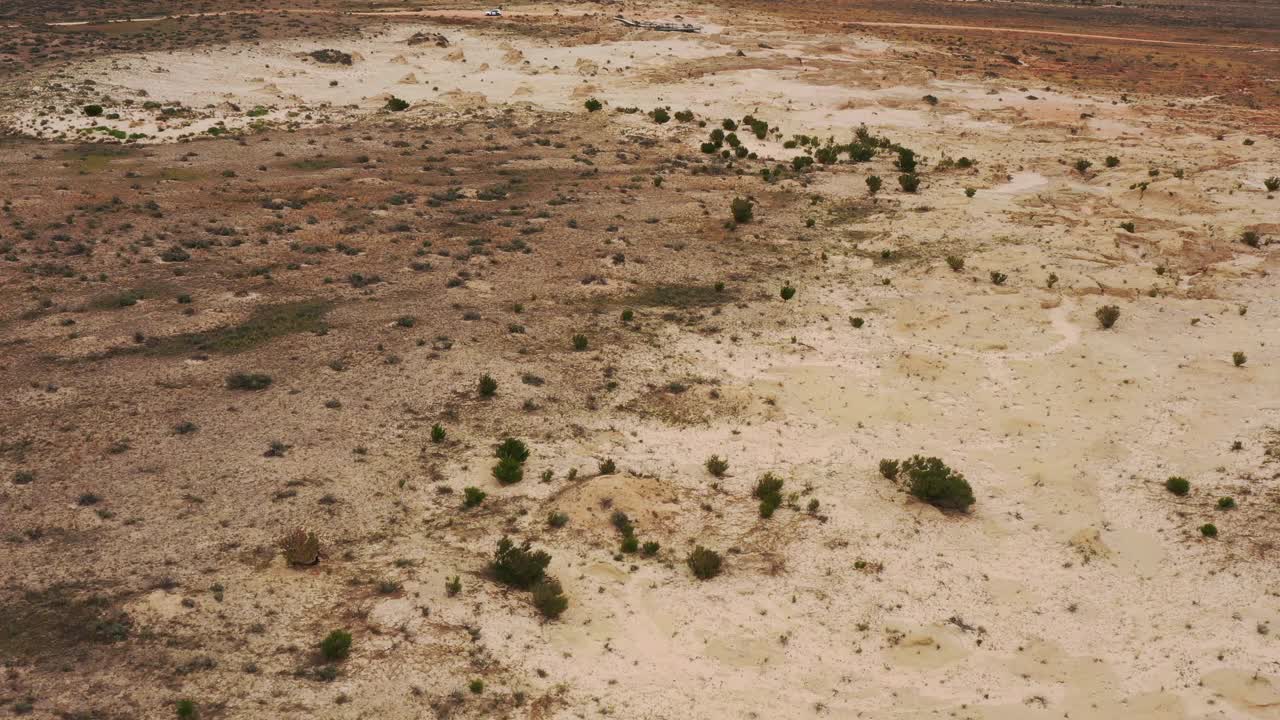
[1165,476,1190,496]
[705,454,729,477]
[900,456,974,511]
[753,473,785,518]
[320,630,352,661]
[730,197,753,223]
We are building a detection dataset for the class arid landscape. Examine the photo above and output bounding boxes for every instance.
[1,0,1278,718]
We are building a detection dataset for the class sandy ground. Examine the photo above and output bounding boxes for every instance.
[1,2,1278,719]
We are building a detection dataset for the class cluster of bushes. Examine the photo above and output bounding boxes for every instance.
[610,510,659,556]
[880,456,974,511]
[753,473,784,518]
[491,537,568,618]
[492,438,530,484]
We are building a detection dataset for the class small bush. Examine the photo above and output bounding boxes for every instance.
[584,98,602,112]
[878,459,900,480]
[1165,476,1190,496]
[1217,497,1236,510]
[463,486,486,508]
[780,284,796,301]
[1105,156,1120,168]
[1241,231,1260,248]
[496,438,530,463]
[176,700,197,720]
[320,629,352,661]
[902,456,974,511]
[532,577,568,618]
[989,271,1007,286]
[491,537,551,589]
[478,374,498,397]
[705,454,729,477]
[866,175,882,195]
[687,546,723,580]
[572,333,588,351]
[225,372,272,390]
[730,197,753,223]
[642,541,660,556]
[1265,176,1280,192]
[493,457,524,484]
[446,575,461,595]
[753,473,784,518]
[850,317,864,328]
[1233,351,1247,367]
[1120,222,1135,233]
[281,527,321,566]
[431,423,446,443]
[946,255,964,272]
[469,680,484,694]
[620,534,639,553]
[84,104,104,117]
[1074,159,1093,174]
[598,458,617,475]
[1199,523,1218,538]
[650,107,671,124]
[1095,305,1121,329]
[964,187,976,198]
[548,511,569,528]
[898,173,920,193]
[385,97,410,112]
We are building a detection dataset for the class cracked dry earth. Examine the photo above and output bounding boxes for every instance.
[0,2,1278,719]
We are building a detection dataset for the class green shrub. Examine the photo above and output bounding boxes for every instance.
[1217,497,1236,510]
[898,173,920,193]
[446,575,461,595]
[176,700,197,719]
[753,473,784,518]
[395,315,416,328]
[1199,523,1218,538]
[598,458,617,475]
[1075,158,1092,174]
[584,98,602,112]
[431,423,446,443]
[964,187,976,198]
[705,454,729,477]
[463,486,486,508]
[1233,351,1247,367]
[878,459,900,480]
[1241,231,1260,248]
[532,577,568,618]
[1120,222,1135,233]
[478,374,498,397]
[83,104,104,117]
[850,317,864,328]
[469,679,484,694]
[621,309,634,322]
[496,438,530,463]
[1095,305,1120,329]
[780,284,796,301]
[1265,177,1280,192]
[491,537,551,589]
[895,147,917,173]
[866,175,882,195]
[225,372,272,390]
[548,511,569,528]
[572,333,588,351]
[620,534,639,553]
[385,97,410,112]
[493,457,524,484]
[320,629,352,661]
[687,546,723,579]
[730,197,753,223]
[946,255,964,272]
[902,456,974,511]
[610,510,634,536]
[989,271,1007,286]
[650,107,670,124]
[1105,156,1120,168]
[1165,476,1190,496]
[642,541,660,556]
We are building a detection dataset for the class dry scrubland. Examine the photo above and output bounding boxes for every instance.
[1,0,1279,718]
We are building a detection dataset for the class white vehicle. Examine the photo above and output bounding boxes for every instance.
[485,8,502,16]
